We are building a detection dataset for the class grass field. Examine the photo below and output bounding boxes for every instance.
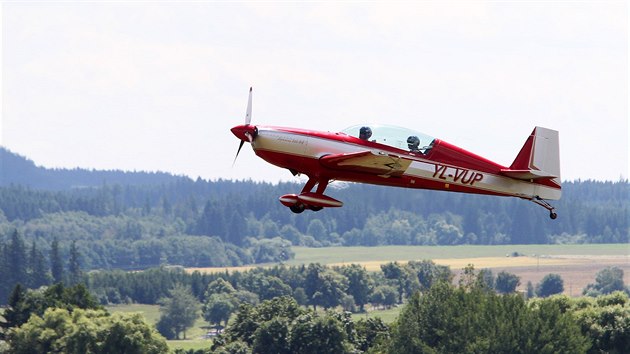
[106,304,213,352]
[290,244,630,265]
[351,306,402,324]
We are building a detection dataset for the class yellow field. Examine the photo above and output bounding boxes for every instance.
[186,256,592,274]
[186,265,261,274]
[329,256,580,272]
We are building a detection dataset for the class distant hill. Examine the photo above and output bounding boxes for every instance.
[0,147,186,190]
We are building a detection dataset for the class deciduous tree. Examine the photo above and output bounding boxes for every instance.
[203,293,238,328]
[156,285,200,339]
[537,273,564,297]
[9,308,168,354]
[495,271,521,294]
[583,266,626,296]
[339,264,372,312]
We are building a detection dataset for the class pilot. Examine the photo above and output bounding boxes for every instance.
[407,135,421,153]
[359,126,372,140]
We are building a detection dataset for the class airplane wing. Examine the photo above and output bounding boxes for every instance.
[320,151,412,177]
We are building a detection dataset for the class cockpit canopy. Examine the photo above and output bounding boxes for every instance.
[341,124,436,154]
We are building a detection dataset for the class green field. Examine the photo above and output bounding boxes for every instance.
[106,304,213,351]
[288,244,629,265]
[352,306,401,324]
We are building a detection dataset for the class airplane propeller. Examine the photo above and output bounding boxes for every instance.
[232,87,254,166]
[245,86,252,125]
[233,140,246,166]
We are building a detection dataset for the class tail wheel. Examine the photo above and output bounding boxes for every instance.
[550,212,558,220]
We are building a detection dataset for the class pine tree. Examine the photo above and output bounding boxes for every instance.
[28,241,50,289]
[0,283,26,339]
[50,237,64,284]
[67,240,82,285]
[0,242,8,304]
[6,230,27,291]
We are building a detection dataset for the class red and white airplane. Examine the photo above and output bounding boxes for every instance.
[232,88,561,219]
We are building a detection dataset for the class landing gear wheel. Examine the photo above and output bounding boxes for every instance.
[310,206,323,212]
[549,212,557,220]
[290,204,306,214]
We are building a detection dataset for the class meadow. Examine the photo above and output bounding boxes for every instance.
[105,303,213,351]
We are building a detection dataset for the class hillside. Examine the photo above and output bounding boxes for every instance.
[0,147,184,190]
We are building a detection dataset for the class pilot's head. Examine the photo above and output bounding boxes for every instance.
[359,126,372,140]
[407,135,420,151]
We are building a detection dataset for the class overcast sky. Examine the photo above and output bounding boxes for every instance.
[2,2,627,183]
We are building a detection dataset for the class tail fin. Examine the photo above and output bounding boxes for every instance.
[501,127,561,185]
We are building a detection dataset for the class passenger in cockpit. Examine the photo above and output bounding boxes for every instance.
[407,135,421,153]
[359,126,372,140]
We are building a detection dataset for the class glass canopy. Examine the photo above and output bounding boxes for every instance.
[341,124,436,154]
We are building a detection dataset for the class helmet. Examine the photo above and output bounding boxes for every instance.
[359,126,372,140]
[407,136,420,150]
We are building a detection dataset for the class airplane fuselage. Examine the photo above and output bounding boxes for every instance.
[248,125,561,201]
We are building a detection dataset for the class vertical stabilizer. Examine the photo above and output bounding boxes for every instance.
[502,127,561,187]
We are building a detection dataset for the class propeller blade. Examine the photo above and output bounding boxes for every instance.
[245,87,252,125]
[233,140,246,166]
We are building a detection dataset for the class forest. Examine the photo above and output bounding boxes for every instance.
[0,148,627,272]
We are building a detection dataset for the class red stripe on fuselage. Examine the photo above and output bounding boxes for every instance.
[254,148,511,198]
[252,125,559,191]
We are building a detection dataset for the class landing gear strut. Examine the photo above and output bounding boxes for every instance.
[531,197,557,219]
[280,176,342,213]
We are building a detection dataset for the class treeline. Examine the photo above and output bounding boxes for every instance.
[0,180,627,275]
[0,230,292,304]
[209,287,630,354]
[1,179,628,249]
[7,268,629,354]
[88,261,449,309]
[85,261,629,313]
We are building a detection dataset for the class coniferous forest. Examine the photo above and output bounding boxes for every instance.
[1,147,627,270]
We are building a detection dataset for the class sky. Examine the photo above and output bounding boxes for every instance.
[1,1,628,183]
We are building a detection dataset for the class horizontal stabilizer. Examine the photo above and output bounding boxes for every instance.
[500,169,558,180]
